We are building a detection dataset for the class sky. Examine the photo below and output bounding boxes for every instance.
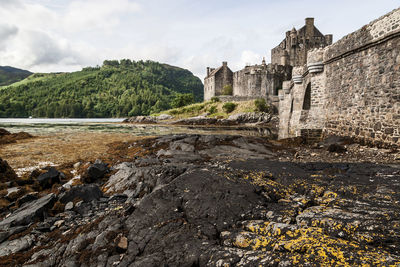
[0,0,398,79]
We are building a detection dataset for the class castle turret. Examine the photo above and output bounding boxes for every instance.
[281,50,289,66]
[286,31,291,48]
[305,18,314,37]
[325,34,333,45]
[290,27,297,47]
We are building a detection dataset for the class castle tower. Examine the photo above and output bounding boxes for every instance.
[281,51,289,66]
[290,27,297,47]
[305,18,314,37]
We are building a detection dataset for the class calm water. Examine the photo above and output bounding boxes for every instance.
[0,118,272,137]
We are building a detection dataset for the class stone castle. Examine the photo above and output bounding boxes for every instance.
[204,18,333,105]
[204,9,400,148]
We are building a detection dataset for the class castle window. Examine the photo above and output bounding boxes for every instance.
[290,99,294,113]
[302,83,311,110]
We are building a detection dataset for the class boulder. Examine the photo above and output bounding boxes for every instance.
[0,157,17,182]
[0,225,27,243]
[37,167,62,189]
[59,184,103,204]
[0,193,56,230]
[124,116,158,124]
[16,192,39,208]
[319,135,353,152]
[157,114,173,120]
[82,160,109,183]
[228,112,271,123]
[0,234,34,257]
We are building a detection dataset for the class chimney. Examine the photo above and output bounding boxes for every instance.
[207,67,210,76]
[305,18,314,37]
[222,61,228,67]
[325,34,333,45]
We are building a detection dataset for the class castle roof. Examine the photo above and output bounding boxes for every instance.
[208,66,223,77]
[297,25,324,37]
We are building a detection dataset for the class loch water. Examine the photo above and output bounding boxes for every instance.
[0,118,272,137]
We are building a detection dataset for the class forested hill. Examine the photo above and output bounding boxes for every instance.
[0,66,32,86]
[0,60,203,118]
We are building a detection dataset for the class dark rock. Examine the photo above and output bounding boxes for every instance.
[35,222,51,232]
[327,143,347,153]
[0,157,17,183]
[0,225,27,243]
[37,167,62,189]
[171,116,218,126]
[59,184,103,204]
[109,194,128,202]
[319,135,353,147]
[16,192,39,208]
[82,160,109,183]
[0,193,56,230]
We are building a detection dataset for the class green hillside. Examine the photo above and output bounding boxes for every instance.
[0,66,32,87]
[0,60,203,118]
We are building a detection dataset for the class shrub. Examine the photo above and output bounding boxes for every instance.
[254,98,269,112]
[222,85,233,95]
[208,105,217,114]
[210,96,220,103]
[222,102,237,113]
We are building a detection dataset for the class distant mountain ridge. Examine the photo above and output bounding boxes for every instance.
[0,60,204,118]
[0,66,32,86]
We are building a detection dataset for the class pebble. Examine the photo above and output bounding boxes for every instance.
[54,220,65,228]
[65,202,74,211]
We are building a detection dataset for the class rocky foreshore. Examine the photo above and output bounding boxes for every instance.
[0,134,399,266]
[123,112,276,126]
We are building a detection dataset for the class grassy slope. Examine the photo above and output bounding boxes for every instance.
[0,66,32,87]
[153,100,262,119]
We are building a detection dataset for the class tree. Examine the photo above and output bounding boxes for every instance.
[171,93,195,108]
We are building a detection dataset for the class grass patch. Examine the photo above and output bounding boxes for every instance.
[153,99,267,119]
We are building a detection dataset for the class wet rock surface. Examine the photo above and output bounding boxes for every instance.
[0,134,399,266]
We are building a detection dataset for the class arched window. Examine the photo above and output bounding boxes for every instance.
[302,83,311,110]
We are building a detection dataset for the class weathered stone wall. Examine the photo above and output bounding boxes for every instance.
[204,76,215,101]
[322,8,400,147]
[217,95,268,102]
[279,8,400,147]
[232,64,292,101]
[204,63,233,101]
[233,66,265,97]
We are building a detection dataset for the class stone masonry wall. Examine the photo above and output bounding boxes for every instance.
[323,8,400,147]
[279,8,400,147]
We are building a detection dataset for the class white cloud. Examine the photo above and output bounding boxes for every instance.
[63,0,141,33]
[0,0,398,79]
[238,50,263,68]
[0,24,18,51]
